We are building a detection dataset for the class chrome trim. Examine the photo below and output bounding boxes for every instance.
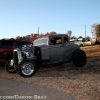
[14,48,23,64]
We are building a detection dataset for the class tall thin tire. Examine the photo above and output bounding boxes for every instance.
[5,59,16,73]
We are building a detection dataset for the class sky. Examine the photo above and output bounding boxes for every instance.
[0,0,100,39]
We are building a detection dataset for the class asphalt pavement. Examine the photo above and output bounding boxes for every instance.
[0,78,77,100]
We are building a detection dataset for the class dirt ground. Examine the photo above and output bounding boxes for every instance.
[0,45,100,100]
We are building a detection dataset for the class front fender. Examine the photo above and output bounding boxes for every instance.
[13,48,23,65]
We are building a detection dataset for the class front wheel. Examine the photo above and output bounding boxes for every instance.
[18,60,36,77]
[5,59,16,73]
[72,50,87,67]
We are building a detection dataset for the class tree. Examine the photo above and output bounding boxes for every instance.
[91,23,98,38]
[95,24,100,38]
[24,35,31,41]
[78,36,83,39]
[16,36,21,40]
[22,36,25,40]
[70,36,76,39]
[49,31,56,35]
[34,34,38,39]
[44,32,50,36]
[67,30,72,37]
[9,38,15,40]
[85,36,91,41]
[31,36,35,42]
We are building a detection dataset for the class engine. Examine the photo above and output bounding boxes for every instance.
[21,44,34,59]
[12,44,35,67]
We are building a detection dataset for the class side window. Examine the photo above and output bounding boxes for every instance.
[64,37,68,43]
[50,37,62,45]
[16,41,25,49]
[0,41,13,48]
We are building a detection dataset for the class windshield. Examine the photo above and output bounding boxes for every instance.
[33,38,48,46]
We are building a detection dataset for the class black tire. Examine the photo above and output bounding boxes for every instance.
[5,59,16,73]
[73,50,87,67]
[18,59,36,77]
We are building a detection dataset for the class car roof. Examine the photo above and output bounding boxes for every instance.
[49,34,69,37]
[34,34,69,42]
[0,39,31,42]
[36,34,69,39]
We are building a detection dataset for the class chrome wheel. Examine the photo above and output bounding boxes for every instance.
[21,62,34,76]
[18,60,36,77]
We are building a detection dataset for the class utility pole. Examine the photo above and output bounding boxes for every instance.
[85,24,86,38]
[37,27,39,35]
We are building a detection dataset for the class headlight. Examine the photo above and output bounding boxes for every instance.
[10,59,14,66]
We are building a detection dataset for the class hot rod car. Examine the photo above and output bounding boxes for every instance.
[5,34,87,77]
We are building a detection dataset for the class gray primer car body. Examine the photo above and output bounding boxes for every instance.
[33,34,80,64]
[5,34,86,77]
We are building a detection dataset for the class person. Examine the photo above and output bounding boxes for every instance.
[64,37,68,43]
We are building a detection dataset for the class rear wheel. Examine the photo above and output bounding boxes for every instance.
[73,50,86,67]
[18,60,36,77]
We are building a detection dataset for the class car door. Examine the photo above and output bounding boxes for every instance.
[64,36,73,61]
[49,36,64,64]
[0,40,14,62]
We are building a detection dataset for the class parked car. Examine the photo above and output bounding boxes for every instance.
[91,38,96,45]
[75,40,91,47]
[70,39,77,44]
[74,40,84,47]
[0,39,32,67]
[6,34,87,77]
[95,38,100,44]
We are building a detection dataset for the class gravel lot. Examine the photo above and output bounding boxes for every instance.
[0,45,100,100]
